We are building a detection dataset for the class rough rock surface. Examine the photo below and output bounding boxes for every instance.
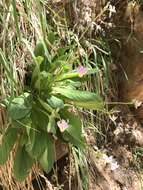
[88,149,141,190]
[118,2,143,121]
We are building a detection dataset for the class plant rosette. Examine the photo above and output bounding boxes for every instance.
[0,40,104,181]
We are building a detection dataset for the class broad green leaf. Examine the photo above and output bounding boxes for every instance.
[25,128,36,156]
[8,93,32,120]
[65,80,81,88]
[60,109,85,149]
[47,96,64,109]
[20,132,28,147]
[48,31,56,44]
[39,135,55,173]
[26,130,48,159]
[34,42,45,57]
[53,87,99,101]
[0,127,18,165]
[31,102,49,131]
[12,116,31,129]
[57,46,69,56]
[56,72,79,81]
[52,87,104,110]
[56,68,97,81]
[72,101,104,110]
[36,56,44,64]
[51,53,70,72]
[62,131,85,149]
[34,76,40,91]
[31,56,43,85]
[37,72,52,92]
[13,145,34,181]
[60,80,81,90]
[38,98,53,113]
[47,114,56,134]
[34,40,51,64]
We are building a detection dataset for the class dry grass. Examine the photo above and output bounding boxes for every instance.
[0,1,56,189]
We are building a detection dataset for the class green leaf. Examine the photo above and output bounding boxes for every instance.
[31,56,43,86]
[8,93,32,120]
[26,129,48,159]
[72,101,104,110]
[57,46,69,56]
[56,72,79,81]
[34,42,45,57]
[38,98,53,113]
[53,87,98,101]
[60,109,85,149]
[47,96,64,109]
[12,116,31,129]
[34,40,51,65]
[20,132,28,147]
[52,87,104,110]
[36,71,52,92]
[48,31,56,44]
[31,102,49,131]
[0,127,18,165]
[39,135,55,173]
[47,114,56,134]
[51,52,70,72]
[65,80,81,88]
[56,68,97,81]
[13,145,34,181]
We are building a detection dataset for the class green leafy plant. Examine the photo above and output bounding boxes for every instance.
[0,36,104,181]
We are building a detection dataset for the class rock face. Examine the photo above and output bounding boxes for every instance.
[118,2,143,120]
[88,148,141,190]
